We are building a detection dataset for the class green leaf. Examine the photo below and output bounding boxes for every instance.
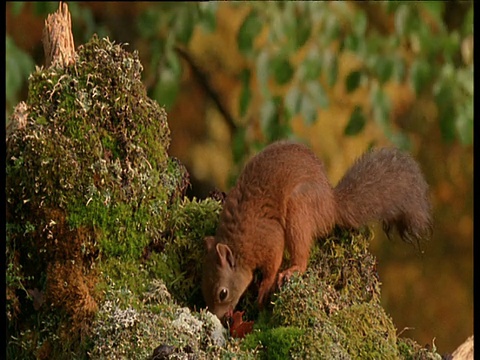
[256,50,270,92]
[439,109,456,139]
[165,48,182,78]
[239,86,251,118]
[353,10,368,36]
[410,59,432,95]
[175,7,195,44]
[393,58,406,82]
[153,68,180,110]
[324,53,338,88]
[462,5,473,35]
[138,9,161,38]
[237,11,262,55]
[198,3,217,32]
[345,70,362,93]
[305,81,329,109]
[457,65,473,97]
[260,98,278,135]
[344,34,361,53]
[456,101,473,145]
[394,4,419,37]
[295,13,312,49]
[389,132,411,150]
[324,14,341,44]
[239,69,251,117]
[344,106,366,136]
[299,48,322,81]
[270,6,289,43]
[434,81,456,143]
[36,116,48,126]
[415,23,439,59]
[375,57,394,84]
[260,97,289,142]
[370,86,391,128]
[10,2,26,15]
[285,86,302,117]
[5,35,34,110]
[271,57,294,85]
[232,128,247,164]
[442,32,461,62]
[420,2,445,29]
[300,96,317,126]
[240,68,250,86]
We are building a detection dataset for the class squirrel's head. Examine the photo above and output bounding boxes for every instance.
[202,236,253,320]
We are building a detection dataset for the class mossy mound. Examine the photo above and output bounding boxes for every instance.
[241,228,442,359]
[5,35,216,358]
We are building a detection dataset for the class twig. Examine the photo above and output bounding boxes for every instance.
[397,326,415,337]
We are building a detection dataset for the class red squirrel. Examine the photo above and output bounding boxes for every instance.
[202,141,432,319]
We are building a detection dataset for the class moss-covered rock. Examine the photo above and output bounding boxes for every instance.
[240,229,442,359]
[88,281,227,359]
[5,35,214,358]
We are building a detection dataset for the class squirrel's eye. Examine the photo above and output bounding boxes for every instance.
[219,288,228,302]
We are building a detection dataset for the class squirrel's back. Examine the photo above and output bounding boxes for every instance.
[216,141,334,244]
[236,141,330,198]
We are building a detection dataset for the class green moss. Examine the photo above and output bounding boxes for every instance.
[167,196,222,240]
[397,338,443,360]
[67,195,168,259]
[267,228,379,328]
[97,258,152,302]
[242,326,305,359]
[332,303,398,358]
[146,197,222,307]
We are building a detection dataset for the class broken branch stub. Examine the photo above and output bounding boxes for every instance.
[42,2,76,68]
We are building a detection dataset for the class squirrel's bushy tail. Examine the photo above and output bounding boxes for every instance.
[333,148,432,244]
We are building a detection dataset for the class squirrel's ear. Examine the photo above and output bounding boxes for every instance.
[216,243,235,269]
[204,236,216,252]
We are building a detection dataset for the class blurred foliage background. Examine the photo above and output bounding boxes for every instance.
[6,1,472,355]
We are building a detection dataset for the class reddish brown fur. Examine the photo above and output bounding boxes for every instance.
[202,141,432,319]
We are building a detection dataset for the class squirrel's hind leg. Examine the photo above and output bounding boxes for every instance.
[277,192,317,287]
